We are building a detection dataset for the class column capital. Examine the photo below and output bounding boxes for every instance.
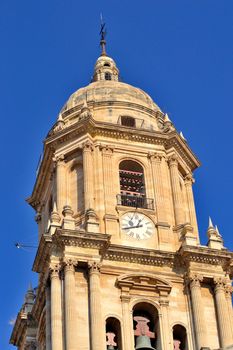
[225,285,233,298]
[49,263,62,278]
[147,151,164,162]
[168,154,179,167]
[63,258,77,273]
[214,277,227,292]
[188,273,203,288]
[88,261,101,274]
[185,173,195,185]
[100,144,115,155]
[82,140,94,152]
[53,154,65,165]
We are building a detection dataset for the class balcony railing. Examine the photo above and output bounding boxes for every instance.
[117,194,154,210]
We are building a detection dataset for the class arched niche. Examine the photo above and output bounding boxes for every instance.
[105,317,122,350]
[172,324,188,350]
[133,302,158,349]
[118,160,147,209]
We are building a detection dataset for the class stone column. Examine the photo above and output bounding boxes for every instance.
[54,155,66,213]
[168,155,184,226]
[148,153,167,223]
[184,174,199,234]
[188,274,207,349]
[100,145,114,213]
[45,284,51,350]
[159,299,172,350]
[121,295,134,350]
[50,264,63,350]
[64,259,77,350]
[225,285,233,337]
[88,262,105,350]
[214,278,233,348]
[82,141,94,211]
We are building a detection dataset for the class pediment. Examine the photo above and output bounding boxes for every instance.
[116,273,172,294]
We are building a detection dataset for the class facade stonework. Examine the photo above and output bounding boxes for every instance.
[10,47,233,350]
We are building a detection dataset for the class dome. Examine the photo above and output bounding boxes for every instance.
[61,80,161,115]
[59,53,162,128]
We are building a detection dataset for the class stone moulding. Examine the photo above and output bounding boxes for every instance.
[116,273,172,294]
[32,234,52,273]
[103,244,175,267]
[180,245,233,271]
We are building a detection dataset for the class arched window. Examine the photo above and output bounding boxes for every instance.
[133,302,158,350]
[118,160,147,209]
[106,317,122,350]
[121,116,136,127]
[173,325,187,350]
[104,63,111,67]
[105,72,112,80]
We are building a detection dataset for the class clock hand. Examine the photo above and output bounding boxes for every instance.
[122,225,143,230]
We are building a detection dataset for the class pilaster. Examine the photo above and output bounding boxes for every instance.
[64,258,78,350]
[88,261,105,350]
[214,277,233,348]
[49,263,63,350]
[184,173,199,238]
[148,152,171,250]
[187,273,207,349]
[53,154,66,214]
[168,155,185,226]
[82,141,95,211]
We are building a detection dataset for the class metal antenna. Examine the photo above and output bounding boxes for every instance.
[15,242,37,249]
[99,13,107,56]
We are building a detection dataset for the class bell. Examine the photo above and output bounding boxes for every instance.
[135,335,155,350]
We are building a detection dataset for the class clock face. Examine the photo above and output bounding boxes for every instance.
[121,212,155,240]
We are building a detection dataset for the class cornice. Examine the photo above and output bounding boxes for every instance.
[32,234,52,273]
[53,229,111,250]
[179,245,233,271]
[103,244,175,267]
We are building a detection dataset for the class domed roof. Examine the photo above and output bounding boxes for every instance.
[60,53,161,118]
[61,80,160,115]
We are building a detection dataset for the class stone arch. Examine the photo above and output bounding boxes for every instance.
[105,316,123,350]
[132,301,159,350]
[172,324,188,350]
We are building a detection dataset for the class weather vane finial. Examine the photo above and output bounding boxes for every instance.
[99,13,107,56]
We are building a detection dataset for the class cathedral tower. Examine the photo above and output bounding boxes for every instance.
[10,37,233,350]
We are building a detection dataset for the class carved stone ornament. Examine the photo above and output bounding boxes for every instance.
[52,154,65,165]
[79,102,92,120]
[82,140,94,152]
[49,263,61,278]
[188,273,203,288]
[148,151,164,162]
[62,205,74,218]
[214,277,227,292]
[167,154,178,167]
[225,285,233,298]
[64,258,77,272]
[185,173,195,185]
[117,273,172,296]
[88,261,101,274]
[99,144,115,155]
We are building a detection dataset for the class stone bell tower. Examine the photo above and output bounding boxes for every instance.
[10,34,233,350]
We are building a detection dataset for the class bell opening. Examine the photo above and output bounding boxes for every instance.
[133,302,158,350]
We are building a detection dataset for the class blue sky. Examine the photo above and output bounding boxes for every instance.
[0,0,232,348]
